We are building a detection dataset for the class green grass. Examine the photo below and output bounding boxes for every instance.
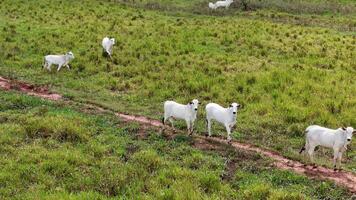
[0,0,355,173]
[0,90,352,199]
[116,0,356,32]
[119,0,356,14]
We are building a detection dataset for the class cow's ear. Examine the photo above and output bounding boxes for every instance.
[198,102,201,105]
[237,104,241,108]
[229,104,232,107]
[342,127,347,131]
[189,102,193,104]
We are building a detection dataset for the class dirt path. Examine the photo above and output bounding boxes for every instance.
[0,77,61,100]
[0,76,355,193]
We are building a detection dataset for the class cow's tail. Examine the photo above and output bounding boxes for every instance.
[42,57,45,68]
[299,146,306,154]
[299,129,309,154]
[161,117,165,125]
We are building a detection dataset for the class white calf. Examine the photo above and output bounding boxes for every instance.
[300,125,354,170]
[162,99,200,134]
[102,37,115,59]
[43,51,74,72]
[206,102,241,142]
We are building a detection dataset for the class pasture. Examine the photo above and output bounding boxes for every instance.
[0,90,352,199]
[0,0,355,198]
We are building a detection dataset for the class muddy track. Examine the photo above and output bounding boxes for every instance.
[0,76,355,193]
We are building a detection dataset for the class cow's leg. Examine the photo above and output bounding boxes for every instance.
[168,117,175,130]
[162,115,167,131]
[163,113,169,126]
[337,151,343,170]
[307,144,316,166]
[108,49,113,59]
[333,148,339,171]
[300,142,309,166]
[161,114,173,134]
[47,63,52,71]
[229,123,235,133]
[190,121,194,135]
[206,119,212,137]
[66,64,70,70]
[185,119,191,135]
[57,64,63,72]
[225,123,232,143]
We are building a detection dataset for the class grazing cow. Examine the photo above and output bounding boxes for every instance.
[208,0,233,9]
[43,51,74,72]
[162,99,200,135]
[206,102,241,142]
[300,125,354,170]
[102,37,115,59]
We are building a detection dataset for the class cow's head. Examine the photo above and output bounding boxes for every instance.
[229,102,241,115]
[189,99,200,112]
[110,38,116,45]
[67,51,74,59]
[341,127,353,143]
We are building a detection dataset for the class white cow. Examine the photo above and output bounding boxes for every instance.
[206,102,241,142]
[208,2,217,9]
[162,99,200,135]
[43,51,74,72]
[208,0,233,9]
[300,125,354,170]
[102,37,115,59]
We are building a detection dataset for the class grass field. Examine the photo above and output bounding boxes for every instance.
[0,0,355,197]
[0,90,352,199]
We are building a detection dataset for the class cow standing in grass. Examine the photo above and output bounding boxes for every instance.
[43,51,74,72]
[102,37,115,59]
[300,125,354,170]
[205,102,241,142]
[162,99,200,135]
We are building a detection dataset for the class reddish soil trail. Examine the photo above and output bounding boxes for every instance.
[0,77,61,100]
[204,136,356,193]
[116,113,162,127]
[0,76,355,193]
